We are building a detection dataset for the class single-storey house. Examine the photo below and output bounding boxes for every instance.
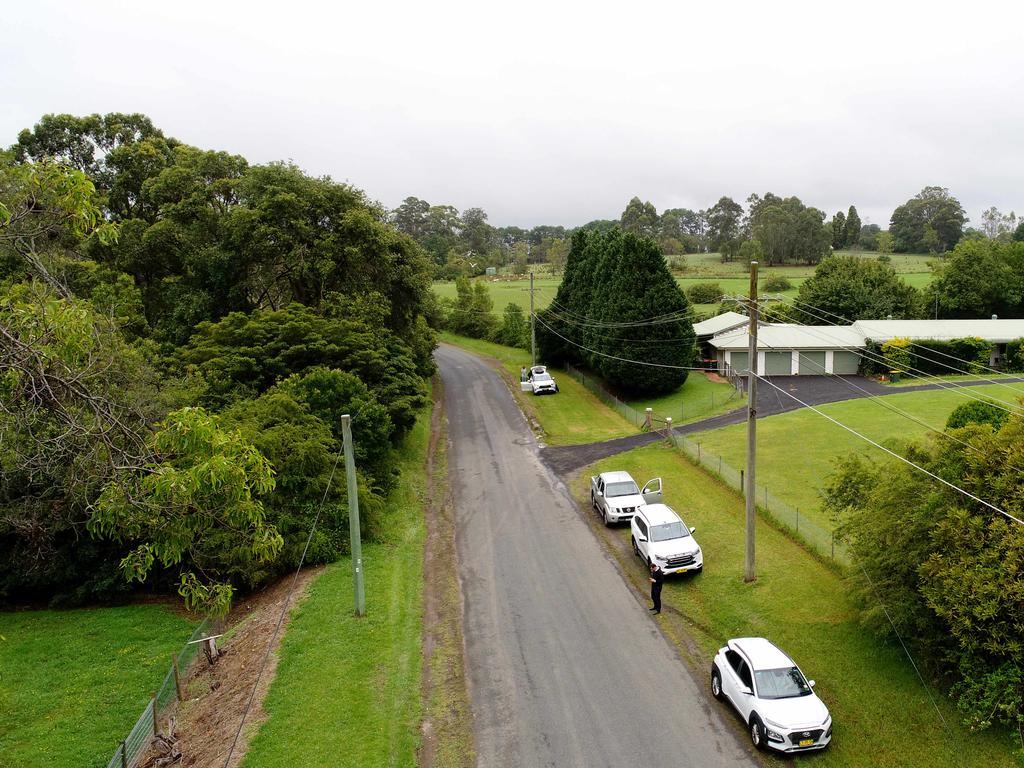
[709,324,866,376]
[692,311,748,362]
[704,314,1024,376]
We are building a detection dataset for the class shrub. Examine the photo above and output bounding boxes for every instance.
[761,274,792,292]
[881,338,913,373]
[945,399,1009,431]
[685,282,725,304]
[1005,338,1024,372]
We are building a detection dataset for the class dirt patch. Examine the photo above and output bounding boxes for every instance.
[143,568,324,768]
[417,373,475,768]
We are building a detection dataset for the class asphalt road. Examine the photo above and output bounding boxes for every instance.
[436,344,756,768]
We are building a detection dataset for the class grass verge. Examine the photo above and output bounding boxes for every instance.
[239,399,433,768]
[440,332,637,444]
[571,442,1017,767]
[691,383,1024,534]
[627,370,743,425]
[0,605,194,768]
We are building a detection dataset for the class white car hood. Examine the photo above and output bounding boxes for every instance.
[606,493,644,510]
[760,694,829,729]
[649,535,700,559]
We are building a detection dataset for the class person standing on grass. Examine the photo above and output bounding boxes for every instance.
[649,561,665,614]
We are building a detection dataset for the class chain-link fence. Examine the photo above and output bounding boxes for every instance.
[105,618,212,768]
[562,363,846,564]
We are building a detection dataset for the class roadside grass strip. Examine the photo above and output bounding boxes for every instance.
[0,605,194,768]
[572,443,1016,767]
[240,406,431,768]
[691,384,1024,535]
[440,332,637,445]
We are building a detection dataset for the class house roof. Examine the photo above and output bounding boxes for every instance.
[852,319,1024,344]
[692,311,748,337]
[709,324,866,351]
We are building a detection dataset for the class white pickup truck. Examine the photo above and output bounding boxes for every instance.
[590,471,663,526]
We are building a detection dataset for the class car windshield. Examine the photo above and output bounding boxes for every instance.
[754,667,812,699]
[605,481,639,497]
[649,521,689,541]
[534,373,552,383]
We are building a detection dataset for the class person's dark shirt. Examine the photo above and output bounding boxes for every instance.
[650,567,665,585]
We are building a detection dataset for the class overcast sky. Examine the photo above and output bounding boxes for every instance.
[4,0,1024,229]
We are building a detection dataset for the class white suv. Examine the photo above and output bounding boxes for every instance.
[630,504,703,574]
[711,637,832,753]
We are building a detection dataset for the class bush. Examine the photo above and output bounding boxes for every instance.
[877,254,892,264]
[761,274,792,292]
[945,399,1009,431]
[1004,338,1024,372]
[665,255,687,272]
[685,282,725,304]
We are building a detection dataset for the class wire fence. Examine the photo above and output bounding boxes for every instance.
[105,618,212,768]
[562,363,847,565]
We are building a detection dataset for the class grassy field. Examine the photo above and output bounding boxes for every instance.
[690,383,1024,534]
[439,332,637,444]
[0,605,195,768]
[432,251,933,318]
[625,370,743,424]
[571,443,1017,767]
[240,400,433,767]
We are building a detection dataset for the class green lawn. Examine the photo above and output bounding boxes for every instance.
[0,605,195,768]
[571,443,1017,767]
[626,370,743,425]
[690,384,1024,534]
[440,332,637,444]
[240,400,433,767]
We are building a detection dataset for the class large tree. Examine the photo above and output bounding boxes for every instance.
[844,205,861,248]
[620,197,659,238]
[748,195,831,265]
[926,239,1024,319]
[792,254,922,322]
[889,186,967,253]
[705,196,744,252]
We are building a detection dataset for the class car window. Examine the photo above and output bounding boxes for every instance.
[534,373,552,383]
[738,660,753,689]
[649,521,689,542]
[725,649,742,673]
[605,481,639,497]
[753,667,813,699]
[635,517,648,537]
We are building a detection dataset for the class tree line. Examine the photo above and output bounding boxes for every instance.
[1,113,438,614]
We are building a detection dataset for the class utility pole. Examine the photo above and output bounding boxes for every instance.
[530,270,536,367]
[341,414,365,616]
[744,261,759,583]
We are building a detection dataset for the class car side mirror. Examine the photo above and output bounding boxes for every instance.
[740,686,753,696]
[637,535,647,543]
[689,526,696,533]
[596,490,603,496]
[808,680,816,688]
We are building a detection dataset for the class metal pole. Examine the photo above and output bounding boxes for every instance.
[172,653,184,701]
[530,271,536,367]
[341,414,366,616]
[745,260,759,583]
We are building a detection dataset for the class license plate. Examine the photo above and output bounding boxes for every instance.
[799,739,815,747]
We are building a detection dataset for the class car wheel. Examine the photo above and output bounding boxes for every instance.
[591,493,597,511]
[711,668,724,701]
[602,508,611,527]
[749,716,765,751]
[692,565,703,574]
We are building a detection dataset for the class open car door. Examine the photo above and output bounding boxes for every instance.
[641,477,663,504]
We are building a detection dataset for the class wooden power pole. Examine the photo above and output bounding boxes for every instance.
[744,261,759,583]
[341,414,366,616]
[530,271,536,367]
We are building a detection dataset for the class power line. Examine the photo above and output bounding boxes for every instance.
[533,314,715,370]
[789,297,1024,398]
[220,442,345,767]
[750,372,1024,527]
[748,299,1024,417]
[752,331,1024,475]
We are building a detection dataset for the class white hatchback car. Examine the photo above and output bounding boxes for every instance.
[530,371,558,395]
[630,503,703,574]
[711,637,832,753]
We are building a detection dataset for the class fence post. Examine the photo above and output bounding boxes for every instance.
[172,653,184,701]
[151,692,158,735]
[120,740,128,768]
[796,508,800,534]
[831,531,835,559]
[719,456,722,473]
[645,407,652,430]
[740,468,744,493]
[697,442,701,461]
[764,486,768,509]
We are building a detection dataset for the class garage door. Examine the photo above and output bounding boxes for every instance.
[764,352,792,376]
[728,351,749,374]
[832,351,861,374]
[798,351,826,375]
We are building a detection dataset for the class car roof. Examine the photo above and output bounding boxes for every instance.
[600,471,636,484]
[728,637,794,670]
[636,503,682,525]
